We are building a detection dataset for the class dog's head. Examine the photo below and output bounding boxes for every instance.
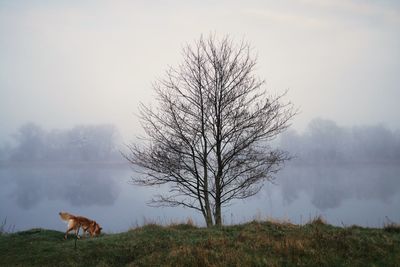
[89,221,102,237]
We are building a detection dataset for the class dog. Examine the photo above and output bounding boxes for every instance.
[59,211,102,240]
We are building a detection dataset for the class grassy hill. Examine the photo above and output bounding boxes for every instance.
[1,218,399,266]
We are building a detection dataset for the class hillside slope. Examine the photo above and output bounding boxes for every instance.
[1,220,399,266]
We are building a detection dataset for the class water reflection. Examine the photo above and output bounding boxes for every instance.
[278,162,400,210]
[6,164,121,209]
[0,162,399,231]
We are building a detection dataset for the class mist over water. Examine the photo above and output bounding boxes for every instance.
[3,165,120,209]
[1,0,399,234]
[279,162,400,210]
[0,163,201,232]
[0,120,399,232]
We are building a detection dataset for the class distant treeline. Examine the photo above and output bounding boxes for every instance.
[1,119,399,163]
[280,118,400,163]
[0,123,122,162]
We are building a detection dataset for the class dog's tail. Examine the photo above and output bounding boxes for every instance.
[59,212,74,221]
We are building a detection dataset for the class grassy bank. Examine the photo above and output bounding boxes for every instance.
[1,219,399,266]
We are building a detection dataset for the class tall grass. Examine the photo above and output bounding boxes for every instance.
[1,218,399,266]
[384,216,400,233]
[0,217,14,235]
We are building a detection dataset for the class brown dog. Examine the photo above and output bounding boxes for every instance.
[59,212,102,239]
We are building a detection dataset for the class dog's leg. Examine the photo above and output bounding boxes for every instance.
[64,226,74,240]
[75,226,81,239]
[80,227,86,239]
[84,226,91,239]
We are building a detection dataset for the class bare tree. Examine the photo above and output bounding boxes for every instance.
[124,35,295,227]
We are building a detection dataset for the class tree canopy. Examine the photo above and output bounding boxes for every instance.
[124,35,295,226]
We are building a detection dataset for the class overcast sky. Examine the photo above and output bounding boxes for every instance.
[1,0,399,143]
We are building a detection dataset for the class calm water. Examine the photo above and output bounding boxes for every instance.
[0,161,399,232]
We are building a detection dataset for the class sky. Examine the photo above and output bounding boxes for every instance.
[1,0,399,143]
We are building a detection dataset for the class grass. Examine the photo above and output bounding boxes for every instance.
[1,219,399,266]
[384,223,400,233]
[384,217,400,234]
[0,217,15,235]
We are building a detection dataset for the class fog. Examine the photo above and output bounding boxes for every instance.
[1,0,400,143]
[277,118,400,210]
[0,0,399,231]
[0,123,122,162]
[280,118,400,163]
[4,165,120,210]
[0,120,399,231]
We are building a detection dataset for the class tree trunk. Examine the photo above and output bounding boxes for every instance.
[215,197,222,226]
[203,176,213,227]
[205,208,213,227]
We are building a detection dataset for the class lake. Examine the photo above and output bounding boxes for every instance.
[0,161,399,233]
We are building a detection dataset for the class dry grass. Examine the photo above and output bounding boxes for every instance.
[383,217,400,233]
[384,222,400,233]
[307,215,327,225]
[1,218,400,266]
[0,217,14,235]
